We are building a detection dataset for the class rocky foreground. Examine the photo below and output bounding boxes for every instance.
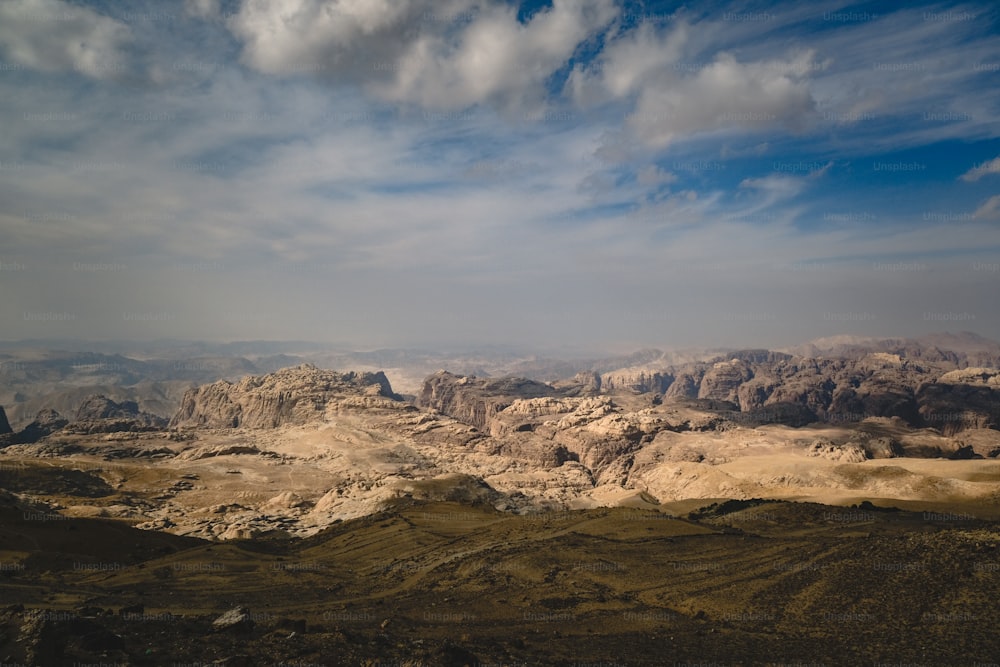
[0,343,999,540]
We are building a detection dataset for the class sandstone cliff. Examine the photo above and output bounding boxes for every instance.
[416,371,559,432]
[698,359,754,403]
[600,351,999,434]
[169,364,401,429]
[915,368,1000,435]
[415,372,671,481]
[599,368,672,394]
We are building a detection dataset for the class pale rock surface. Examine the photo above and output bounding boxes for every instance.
[169,364,400,429]
[6,361,1000,541]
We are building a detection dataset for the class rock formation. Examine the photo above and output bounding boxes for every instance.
[661,369,701,401]
[698,359,754,403]
[415,373,671,481]
[2,340,998,542]
[915,368,1000,435]
[65,395,168,434]
[416,371,560,432]
[169,364,401,429]
[2,408,69,445]
[599,368,672,394]
[599,351,1000,435]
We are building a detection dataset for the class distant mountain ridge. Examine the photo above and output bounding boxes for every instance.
[2,332,998,434]
[778,331,1000,367]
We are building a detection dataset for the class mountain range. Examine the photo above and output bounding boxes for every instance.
[1,332,998,541]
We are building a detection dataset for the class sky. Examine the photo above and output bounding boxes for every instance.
[1,0,999,352]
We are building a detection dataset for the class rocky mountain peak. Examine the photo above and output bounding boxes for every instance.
[75,394,141,421]
[66,394,168,434]
[6,408,69,445]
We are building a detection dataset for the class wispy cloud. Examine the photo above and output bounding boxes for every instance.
[961,156,1000,181]
[973,194,1000,220]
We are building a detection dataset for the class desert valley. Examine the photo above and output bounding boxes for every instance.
[0,334,998,664]
[4,0,1000,663]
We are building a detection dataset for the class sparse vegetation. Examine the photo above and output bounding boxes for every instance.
[1,498,999,664]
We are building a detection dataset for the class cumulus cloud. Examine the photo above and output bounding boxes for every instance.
[961,156,1000,182]
[0,0,131,79]
[378,0,617,111]
[628,51,818,147]
[566,20,688,105]
[228,0,425,74]
[565,14,819,148]
[228,0,616,111]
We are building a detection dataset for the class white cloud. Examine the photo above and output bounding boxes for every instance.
[973,194,1000,220]
[564,12,823,147]
[566,2,1000,154]
[228,0,616,112]
[0,0,131,79]
[566,20,688,105]
[739,175,803,193]
[184,0,221,20]
[628,51,818,147]
[961,156,1000,182]
[378,0,617,111]
[224,0,996,152]
[228,0,424,75]
[736,162,830,213]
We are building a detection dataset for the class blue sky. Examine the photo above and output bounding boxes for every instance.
[1,0,999,351]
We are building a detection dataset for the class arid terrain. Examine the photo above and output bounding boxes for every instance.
[1,334,999,664]
[1,494,999,665]
[6,0,1000,662]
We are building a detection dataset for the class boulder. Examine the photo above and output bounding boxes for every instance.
[212,606,255,633]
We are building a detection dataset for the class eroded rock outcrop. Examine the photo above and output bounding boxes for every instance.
[599,368,673,394]
[416,371,560,432]
[698,359,754,403]
[1,408,70,445]
[169,364,402,429]
[663,370,702,401]
[551,371,602,396]
[602,351,1000,434]
[415,374,670,480]
[916,368,1000,435]
[64,395,168,434]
